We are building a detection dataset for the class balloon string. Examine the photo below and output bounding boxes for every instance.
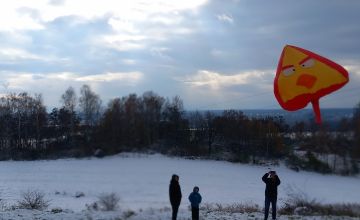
[311,99,322,124]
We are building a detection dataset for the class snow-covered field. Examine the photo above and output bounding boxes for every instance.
[0,153,359,219]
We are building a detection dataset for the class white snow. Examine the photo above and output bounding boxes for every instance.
[0,153,359,219]
[1,208,359,220]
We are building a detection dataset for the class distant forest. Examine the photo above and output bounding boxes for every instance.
[0,84,359,175]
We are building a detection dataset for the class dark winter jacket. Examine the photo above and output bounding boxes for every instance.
[262,173,281,198]
[169,179,182,206]
[188,191,202,208]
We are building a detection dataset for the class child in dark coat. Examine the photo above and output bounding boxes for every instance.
[188,186,202,220]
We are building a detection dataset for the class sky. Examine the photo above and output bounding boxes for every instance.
[0,0,360,110]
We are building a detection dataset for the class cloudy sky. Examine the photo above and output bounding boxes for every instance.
[1,0,360,110]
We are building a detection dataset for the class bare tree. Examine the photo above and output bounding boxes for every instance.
[142,91,165,145]
[33,94,47,149]
[161,96,189,152]
[61,87,78,147]
[353,102,360,158]
[205,111,216,156]
[61,86,77,113]
[79,84,102,127]
[0,96,13,150]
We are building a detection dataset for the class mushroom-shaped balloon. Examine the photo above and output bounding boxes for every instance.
[274,45,349,124]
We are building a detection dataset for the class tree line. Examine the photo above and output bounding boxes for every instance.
[0,85,359,174]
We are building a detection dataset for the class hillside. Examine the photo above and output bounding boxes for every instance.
[0,153,359,219]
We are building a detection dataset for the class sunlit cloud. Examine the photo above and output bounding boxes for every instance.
[144,27,194,41]
[0,0,208,31]
[0,70,144,108]
[0,2,45,31]
[150,47,172,60]
[1,31,33,45]
[0,47,73,65]
[149,15,183,25]
[1,71,143,89]
[108,17,140,34]
[76,72,143,83]
[102,40,146,51]
[122,59,137,65]
[179,69,276,110]
[0,0,359,110]
[342,62,360,92]
[210,49,226,57]
[0,48,48,61]
[178,70,273,90]
[101,34,147,51]
[217,14,234,24]
[48,0,65,7]
[344,64,360,77]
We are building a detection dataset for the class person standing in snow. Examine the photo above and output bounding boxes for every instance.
[262,170,281,220]
[169,174,182,220]
[188,186,202,220]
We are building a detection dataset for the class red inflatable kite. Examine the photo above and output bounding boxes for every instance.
[274,45,349,124]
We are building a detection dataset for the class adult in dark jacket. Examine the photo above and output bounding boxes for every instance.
[188,186,202,220]
[169,174,182,220]
[262,171,281,220]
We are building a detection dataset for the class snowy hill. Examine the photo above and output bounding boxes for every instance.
[0,153,359,219]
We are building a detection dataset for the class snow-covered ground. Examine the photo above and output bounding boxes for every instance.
[0,153,359,219]
[1,208,359,220]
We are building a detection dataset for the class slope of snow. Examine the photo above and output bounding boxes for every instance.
[0,208,358,220]
[0,153,359,219]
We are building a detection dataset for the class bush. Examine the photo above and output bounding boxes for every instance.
[0,200,11,212]
[122,209,136,218]
[305,151,332,173]
[51,207,63,213]
[279,185,319,215]
[350,159,359,175]
[285,152,332,174]
[17,190,50,210]
[279,186,360,217]
[75,191,85,198]
[97,192,120,211]
[285,154,303,171]
[201,202,260,213]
